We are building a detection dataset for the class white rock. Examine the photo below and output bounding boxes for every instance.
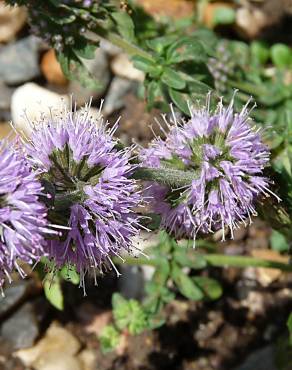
[0,3,27,43]
[34,353,81,370]
[11,83,69,136]
[14,322,81,367]
[111,53,145,82]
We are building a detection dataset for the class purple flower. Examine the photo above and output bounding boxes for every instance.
[0,140,50,289]
[140,95,280,242]
[26,104,142,290]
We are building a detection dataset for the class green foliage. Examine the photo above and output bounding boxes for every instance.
[288,313,292,346]
[270,44,292,68]
[99,325,121,353]
[212,6,236,26]
[270,230,289,252]
[43,273,64,311]
[112,293,148,335]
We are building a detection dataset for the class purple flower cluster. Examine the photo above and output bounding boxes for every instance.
[0,140,49,289]
[140,96,280,241]
[26,106,142,289]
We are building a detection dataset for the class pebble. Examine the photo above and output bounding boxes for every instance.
[41,49,68,86]
[15,322,81,367]
[234,345,276,370]
[0,302,39,350]
[0,36,41,84]
[0,281,32,319]
[0,82,13,112]
[11,83,69,135]
[102,77,137,116]
[111,53,145,82]
[0,3,27,43]
[69,48,110,105]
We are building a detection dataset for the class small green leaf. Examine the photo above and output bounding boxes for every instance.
[171,263,204,300]
[213,7,236,26]
[111,11,136,42]
[99,325,121,353]
[60,266,80,285]
[166,37,207,64]
[174,249,207,269]
[132,55,157,74]
[250,41,270,65]
[270,230,289,252]
[73,41,97,60]
[112,294,148,335]
[146,35,178,54]
[168,88,190,115]
[192,277,223,300]
[43,274,64,311]
[162,68,186,90]
[271,44,292,68]
[288,313,292,345]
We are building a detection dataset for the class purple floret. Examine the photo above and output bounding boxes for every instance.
[0,140,50,289]
[26,104,142,290]
[140,95,280,242]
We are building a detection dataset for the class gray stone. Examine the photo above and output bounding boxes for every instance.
[0,281,31,319]
[234,346,276,370]
[103,77,137,116]
[68,48,110,105]
[0,36,41,85]
[0,82,13,111]
[0,302,39,350]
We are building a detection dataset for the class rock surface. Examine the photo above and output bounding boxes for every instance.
[111,53,145,82]
[0,281,32,318]
[0,36,40,84]
[41,49,68,86]
[0,302,39,350]
[0,2,27,43]
[11,82,69,135]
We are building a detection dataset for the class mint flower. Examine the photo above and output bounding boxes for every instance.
[140,96,280,242]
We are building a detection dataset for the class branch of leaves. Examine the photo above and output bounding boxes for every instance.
[40,263,80,311]
[145,232,223,305]
[132,35,214,115]
[99,293,163,353]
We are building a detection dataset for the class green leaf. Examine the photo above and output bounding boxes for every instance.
[111,11,136,42]
[250,41,270,65]
[271,44,292,68]
[132,55,158,74]
[161,68,186,90]
[99,325,121,353]
[213,7,236,26]
[112,294,148,335]
[171,263,204,300]
[73,41,97,60]
[43,273,64,311]
[146,80,160,108]
[60,266,80,285]
[168,88,190,115]
[174,249,207,269]
[288,313,292,345]
[146,35,178,54]
[270,230,289,252]
[192,277,223,300]
[57,50,101,89]
[166,37,207,64]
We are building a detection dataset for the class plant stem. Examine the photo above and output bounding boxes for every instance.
[132,167,198,188]
[117,253,292,272]
[202,253,292,272]
[94,23,153,60]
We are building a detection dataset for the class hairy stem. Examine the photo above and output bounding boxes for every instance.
[132,167,198,188]
[117,253,292,272]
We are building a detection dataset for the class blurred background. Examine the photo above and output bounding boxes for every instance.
[0,1,292,370]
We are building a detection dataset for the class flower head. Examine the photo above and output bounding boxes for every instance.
[0,140,49,289]
[25,103,142,290]
[140,95,280,242]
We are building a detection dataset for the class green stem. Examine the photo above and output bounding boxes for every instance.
[132,167,198,188]
[203,253,292,272]
[228,79,267,97]
[117,253,292,272]
[94,23,154,60]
